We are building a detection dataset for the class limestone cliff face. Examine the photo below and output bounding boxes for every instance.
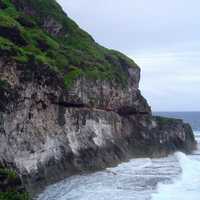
[0,56,196,195]
[63,67,150,114]
[0,0,196,196]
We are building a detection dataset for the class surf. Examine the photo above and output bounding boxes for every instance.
[152,131,200,200]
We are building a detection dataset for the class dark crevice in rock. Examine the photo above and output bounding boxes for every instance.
[0,1,7,9]
[54,102,150,117]
[57,95,66,126]
[0,26,27,46]
[54,102,86,108]
[17,16,36,28]
[118,108,149,116]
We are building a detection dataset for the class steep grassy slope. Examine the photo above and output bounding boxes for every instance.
[0,0,139,88]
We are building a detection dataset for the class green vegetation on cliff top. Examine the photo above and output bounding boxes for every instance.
[0,0,138,88]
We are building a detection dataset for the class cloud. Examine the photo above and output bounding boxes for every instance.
[57,0,200,111]
[57,0,200,53]
[134,51,200,111]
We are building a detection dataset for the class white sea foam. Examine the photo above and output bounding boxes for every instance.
[194,131,200,142]
[152,153,200,200]
[152,131,200,200]
[37,155,180,200]
[37,132,200,200]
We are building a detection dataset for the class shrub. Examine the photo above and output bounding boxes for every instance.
[0,191,29,200]
[64,67,83,88]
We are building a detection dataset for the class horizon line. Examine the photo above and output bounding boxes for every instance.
[153,111,200,112]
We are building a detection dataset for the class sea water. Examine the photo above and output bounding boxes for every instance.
[37,112,200,200]
[152,131,200,200]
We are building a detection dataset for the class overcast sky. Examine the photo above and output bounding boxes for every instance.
[57,0,200,111]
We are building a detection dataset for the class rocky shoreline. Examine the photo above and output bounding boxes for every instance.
[0,60,196,195]
[0,0,197,198]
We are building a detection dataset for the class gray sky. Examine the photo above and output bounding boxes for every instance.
[58,0,200,111]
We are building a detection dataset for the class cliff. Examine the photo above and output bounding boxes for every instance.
[0,0,196,197]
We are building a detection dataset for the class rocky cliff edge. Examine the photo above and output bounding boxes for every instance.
[0,0,196,197]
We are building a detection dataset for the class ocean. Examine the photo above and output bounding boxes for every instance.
[37,112,200,200]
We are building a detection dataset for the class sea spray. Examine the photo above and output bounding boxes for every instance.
[37,131,200,200]
[37,155,179,200]
[152,151,200,200]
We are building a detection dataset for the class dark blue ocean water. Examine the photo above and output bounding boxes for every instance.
[154,112,200,131]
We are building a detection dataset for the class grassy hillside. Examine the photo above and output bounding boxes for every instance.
[0,0,138,88]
